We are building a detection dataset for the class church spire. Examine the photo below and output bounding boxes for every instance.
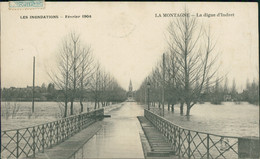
[129,80,133,92]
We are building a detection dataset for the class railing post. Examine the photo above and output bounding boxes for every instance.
[61,120,64,141]
[81,115,83,129]
[50,123,53,148]
[68,118,70,137]
[83,114,86,128]
[66,119,69,139]
[70,118,72,136]
[207,134,210,159]
[238,136,259,158]
[64,120,66,140]
[33,127,36,157]
[94,110,96,119]
[67,119,69,137]
[75,116,77,133]
[82,114,84,128]
[174,127,177,153]
[188,130,191,158]
[84,113,86,126]
[74,117,76,134]
[78,115,81,131]
[178,128,181,156]
[74,117,76,133]
[56,121,59,144]
[16,130,19,158]
[42,125,44,152]
[79,114,82,130]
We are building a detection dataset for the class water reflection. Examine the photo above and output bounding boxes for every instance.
[72,102,144,159]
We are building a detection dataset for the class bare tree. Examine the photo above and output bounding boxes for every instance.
[48,35,74,117]
[49,32,94,117]
[69,32,81,115]
[164,51,180,112]
[78,46,94,113]
[90,63,102,109]
[100,71,110,106]
[165,9,219,116]
[89,63,126,108]
[135,9,220,116]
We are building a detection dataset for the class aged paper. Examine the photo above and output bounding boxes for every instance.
[1,2,259,159]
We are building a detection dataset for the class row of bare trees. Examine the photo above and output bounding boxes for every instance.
[49,32,126,117]
[90,63,126,109]
[135,9,220,116]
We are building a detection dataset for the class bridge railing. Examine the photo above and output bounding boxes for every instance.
[144,109,240,159]
[1,108,104,159]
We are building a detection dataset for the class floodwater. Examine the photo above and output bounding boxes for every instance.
[72,102,145,159]
[1,101,103,130]
[2,101,258,158]
[2,101,258,136]
[150,102,259,137]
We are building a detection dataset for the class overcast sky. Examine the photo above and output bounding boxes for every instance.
[1,2,258,91]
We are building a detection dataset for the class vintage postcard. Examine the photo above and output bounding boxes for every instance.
[1,2,259,159]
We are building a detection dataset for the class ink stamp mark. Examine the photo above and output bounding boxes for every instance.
[9,0,44,10]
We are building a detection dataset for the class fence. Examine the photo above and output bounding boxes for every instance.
[1,108,104,159]
[144,109,240,159]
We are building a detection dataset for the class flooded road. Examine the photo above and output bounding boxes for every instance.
[73,102,145,158]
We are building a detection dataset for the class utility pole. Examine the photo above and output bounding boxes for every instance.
[162,53,165,117]
[32,56,35,113]
[144,77,147,105]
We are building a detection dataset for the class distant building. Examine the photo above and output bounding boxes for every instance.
[126,80,135,102]
[128,80,133,98]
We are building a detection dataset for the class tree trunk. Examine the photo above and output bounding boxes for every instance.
[70,99,74,115]
[186,103,191,116]
[168,103,170,111]
[72,41,76,116]
[94,100,97,109]
[64,59,69,117]
[171,104,174,112]
[80,71,84,113]
[180,102,184,115]
[80,98,83,113]
[64,100,67,117]
[158,102,161,109]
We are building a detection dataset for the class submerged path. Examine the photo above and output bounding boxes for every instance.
[32,121,103,159]
[73,102,145,158]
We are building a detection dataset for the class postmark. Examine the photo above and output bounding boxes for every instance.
[9,0,44,10]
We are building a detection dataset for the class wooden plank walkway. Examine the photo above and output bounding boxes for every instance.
[137,116,175,158]
[28,121,103,159]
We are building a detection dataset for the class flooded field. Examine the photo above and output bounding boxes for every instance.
[150,102,259,137]
[1,101,258,137]
[1,101,99,131]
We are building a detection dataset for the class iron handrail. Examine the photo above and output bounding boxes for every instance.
[2,108,104,132]
[145,109,241,138]
[144,109,240,159]
[1,108,104,159]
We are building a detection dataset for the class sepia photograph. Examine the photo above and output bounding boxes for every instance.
[0,1,259,159]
